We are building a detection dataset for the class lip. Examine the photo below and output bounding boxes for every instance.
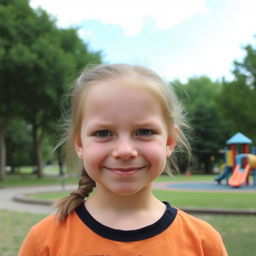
[104,166,146,176]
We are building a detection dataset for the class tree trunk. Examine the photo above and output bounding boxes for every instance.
[0,130,6,180]
[32,122,43,179]
[203,154,212,174]
[56,148,64,176]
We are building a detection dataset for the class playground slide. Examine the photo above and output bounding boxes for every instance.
[229,164,250,188]
[214,167,232,184]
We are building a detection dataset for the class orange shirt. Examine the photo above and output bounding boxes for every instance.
[18,203,228,256]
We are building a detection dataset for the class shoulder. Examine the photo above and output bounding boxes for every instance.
[18,212,81,255]
[18,215,59,255]
[172,209,228,255]
[174,209,221,238]
[27,212,82,245]
[30,211,79,238]
[25,215,61,245]
[33,214,58,227]
[175,209,217,232]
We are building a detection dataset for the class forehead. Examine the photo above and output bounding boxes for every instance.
[81,78,166,122]
[86,77,158,101]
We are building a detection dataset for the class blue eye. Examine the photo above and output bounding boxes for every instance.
[94,130,112,137]
[136,129,155,136]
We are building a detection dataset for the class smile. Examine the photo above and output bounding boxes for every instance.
[104,166,146,175]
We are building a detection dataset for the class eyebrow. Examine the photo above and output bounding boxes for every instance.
[84,118,164,129]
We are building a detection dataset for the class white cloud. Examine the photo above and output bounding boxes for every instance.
[30,0,207,36]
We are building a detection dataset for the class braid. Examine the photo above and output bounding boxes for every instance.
[54,168,95,221]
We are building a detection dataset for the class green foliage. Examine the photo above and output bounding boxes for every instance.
[6,119,33,168]
[0,0,102,179]
[218,41,256,143]
[174,77,231,172]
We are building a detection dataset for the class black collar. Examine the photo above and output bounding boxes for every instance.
[75,201,177,242]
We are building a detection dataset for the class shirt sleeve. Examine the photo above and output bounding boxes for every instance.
[201,224,229,256]
[18,228,41,256]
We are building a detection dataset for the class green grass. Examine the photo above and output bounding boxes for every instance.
[27,190,71,200]
[198,214,256,256]
[0,174,256,256]
[28,188,256,210]
[0,209,255,256]
[19,165,61,174]
[0,173,78,188]
[0,165,78,188]
[26,174,256,210]
[0,172,214,188]
[0,210,46,256]
[1,172,256,255]
[0,174,78,187]
[156,174,216,182]
[153,190,256,210]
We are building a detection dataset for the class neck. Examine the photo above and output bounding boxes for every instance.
[84,184,166,230]
[88,184,156,210]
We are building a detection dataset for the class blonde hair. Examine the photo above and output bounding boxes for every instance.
[54,63,191,221]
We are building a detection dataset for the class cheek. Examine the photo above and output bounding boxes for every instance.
[142,142,167,165]
[83,142,109,168]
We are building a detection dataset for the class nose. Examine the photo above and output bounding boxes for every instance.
[112,137,138,160]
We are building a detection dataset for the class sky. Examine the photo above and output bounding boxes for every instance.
[30,0,256,83]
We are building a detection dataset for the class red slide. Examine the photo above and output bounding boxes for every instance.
[229,164,250,188]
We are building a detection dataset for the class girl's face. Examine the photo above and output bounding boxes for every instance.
[75,78,176,196]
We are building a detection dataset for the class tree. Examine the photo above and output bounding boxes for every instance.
[218,41,256,142]
[174,77,231,173]
[17,13,102,178]
[0,0,37,179]
[6,119,33,172]
[0,0,102,179]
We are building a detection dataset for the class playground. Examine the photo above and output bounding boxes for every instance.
[214,132,256,189]
[152,132,256,193]
[153,132,256,193]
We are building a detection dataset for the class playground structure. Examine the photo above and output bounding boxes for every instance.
[229,153,256,187]
[214,132,256,188]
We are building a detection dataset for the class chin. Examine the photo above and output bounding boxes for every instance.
[109,185,146,197]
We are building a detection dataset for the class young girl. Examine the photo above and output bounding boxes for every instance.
[18,64,228,255]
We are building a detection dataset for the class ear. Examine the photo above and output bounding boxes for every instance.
[166,125,179,157]
[74,138,84,159]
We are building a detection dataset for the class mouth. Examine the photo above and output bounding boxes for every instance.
[104,166,147,175]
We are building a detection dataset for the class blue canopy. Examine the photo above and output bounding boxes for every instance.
[226,132,252,145]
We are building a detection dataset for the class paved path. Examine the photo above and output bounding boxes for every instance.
[1,183,256,215]
[0,183,178,215]
[0,185,76,214]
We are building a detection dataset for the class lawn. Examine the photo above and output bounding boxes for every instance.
[0,173,78,188]
[1,209,255,256]
[26,174,256,210]
[0,171,214,188]
[0,210,46,256]
[27,188,256,210]
[153,190,256,210]
[1,173,256,255]
[199,214,256,255]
